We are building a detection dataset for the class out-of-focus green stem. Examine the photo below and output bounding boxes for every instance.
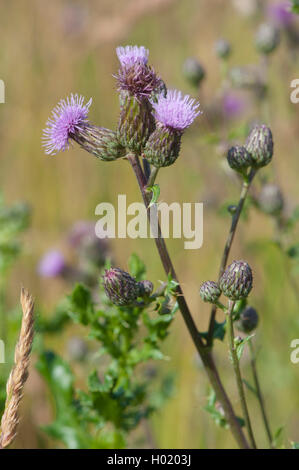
[226,301,257,449]
[248,339,273,447]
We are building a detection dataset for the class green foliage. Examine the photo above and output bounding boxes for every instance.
[291,1,299,14]
[0,194,30,275]
[37,254,176,448]
[147,184,160,208]
[0,195,30,416]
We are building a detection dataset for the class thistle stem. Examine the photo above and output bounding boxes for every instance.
[207,168,256,345]
[147,166,159,188]
[226,301,257,449]
[248,339,273,447]
[127,153,250,449]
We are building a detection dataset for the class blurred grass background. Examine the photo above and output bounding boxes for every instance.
[0,0,298,448]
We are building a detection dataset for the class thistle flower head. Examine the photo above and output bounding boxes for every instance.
[116,45,149,67]
[115,45,161,99]
[116,63,161,99]
[237,306,259,333]
[182,58,205,87]
[42,94,92,155]
[152,90,201,131]
[220,260,253,301]
[103,267,140,306]
[199,281,221,304]
[138,280,154,297]
[245,124,273,168]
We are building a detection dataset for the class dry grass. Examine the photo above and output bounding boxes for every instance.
[0,288,34,449]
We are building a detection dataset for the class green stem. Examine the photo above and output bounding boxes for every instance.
[147,167,159,189]
[127,153,250,449]
[226,301,257,449]
[248,339,273,447]
[207,168,256,345]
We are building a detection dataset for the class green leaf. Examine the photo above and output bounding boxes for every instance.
[272,426,284,447]
[291,1,299,14]
[243,379,258,397]
[291,442,299,449]
[287,244,299,259]
[36,351,90,449]
[147,184,160,208]
[128,253,146,280]
[235,334,255,360]
[203,389,228,429]
[68,283,94,325]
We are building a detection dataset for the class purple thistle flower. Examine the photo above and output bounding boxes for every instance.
[116,45,149,67]
[222,93,245,118]
[267,2,294,27]
[42,93,92,155]
[38,250,66,277]
[151,90,201,131]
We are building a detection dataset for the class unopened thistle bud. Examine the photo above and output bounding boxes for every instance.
[72,125,126,161]
[220,260,253,301]
[245,124,273,168]
[215,39,232,59]
[236,306,259,333]
[258,184,284,215]
[182,58,206,87]
[103,267,140,306]
[144,90,201,167]
[42,94,125,161]
[200,281,221,304]
[138,280,154,297]
[227,145,254,174]
[115,45,161,153]
[255,23,280,55]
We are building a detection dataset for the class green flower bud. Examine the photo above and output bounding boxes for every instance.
[117,91,155,153]
[227,145,254,173]
[255,23,280,55]
[236,306,259,333]
[182,58,206,87]
[138,280,154,297]
[215,39,232,59]
[144,122,182,168]
[220,260,253,301]
[200,281,221,304]
[245,124,273,168]
[72,125,126,161]
[103,267,140,306]
[258,184,284,215]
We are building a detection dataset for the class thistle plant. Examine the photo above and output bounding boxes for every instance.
[40,43,297,450]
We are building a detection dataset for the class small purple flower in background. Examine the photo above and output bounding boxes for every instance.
[267,2,294,27]
[222,92,245,119]
[116,45,149,67]
[69,221,109,268]
[38,250,66,278]
[152,89,201,131]
[42,94,92,155]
